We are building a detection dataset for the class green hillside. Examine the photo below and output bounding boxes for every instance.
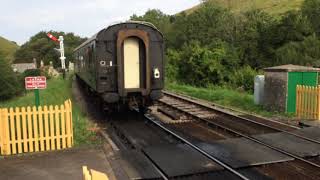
[0,36,19,63]
[185,0,304,15]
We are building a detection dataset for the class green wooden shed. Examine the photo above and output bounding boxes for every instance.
[263,64,319,113]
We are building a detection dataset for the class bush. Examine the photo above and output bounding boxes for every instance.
[275,35,320,66]
[21,69,41,77]
[230,66,260,92]
[165,48,181,82]
[168,40,241,87]
[0,56,22,100]
[176,41,225,86]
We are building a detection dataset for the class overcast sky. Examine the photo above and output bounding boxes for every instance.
[0,0,199,45]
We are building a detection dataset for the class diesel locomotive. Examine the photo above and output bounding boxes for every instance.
[74,21,164,111]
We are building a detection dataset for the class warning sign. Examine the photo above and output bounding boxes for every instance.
[25,76,47,90]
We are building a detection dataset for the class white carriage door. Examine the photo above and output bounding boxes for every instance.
[123,37,140,89]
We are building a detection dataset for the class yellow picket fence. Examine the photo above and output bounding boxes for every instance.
[296,85,320,120]
[83,166,109,180]
[0,100,73,156]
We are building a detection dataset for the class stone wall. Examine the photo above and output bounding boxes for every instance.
[263,72,288,112]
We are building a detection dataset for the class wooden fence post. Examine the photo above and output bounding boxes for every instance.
[296,85,300,118]
[61,104,66,149]
[1,109,10,155]
[15,107,22,154]
[0,99,73,156]
[43,106,50,151]
[27,106,33,153]
[55,105,61,150]
[38,106,45,151]
[0,109,4,155]
[312,87,317,120]
[65,100,71,147]
[21,107,28,153]
[32,106,39,152]
[49,105,55,151]
[69,100,73,146]
[296,85,320,121]
[9,108,16,155]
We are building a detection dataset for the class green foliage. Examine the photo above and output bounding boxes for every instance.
[134,1,320,92]
[170,3,233,49]
[302,0,320,35]
[0,36,19,63]
[0,75,100,146]
[230,66,260,92]
[166,82,289,118]
[236,10,278,68]
[0,54,22,100]
[14,31,86,68]
[274,11,313,44]
[21,69,41,77]
[173,41,241,86]
[131,9,173,42]
[184,0,304,15]
[165,48,181,82]
[177,41,224,86]
[276,35,320,66]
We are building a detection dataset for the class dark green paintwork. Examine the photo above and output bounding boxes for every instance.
[287,72,318,113]
[34,89,40,107]
[303,72,318,86]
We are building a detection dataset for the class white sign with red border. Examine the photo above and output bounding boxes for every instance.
[25,76,47,90]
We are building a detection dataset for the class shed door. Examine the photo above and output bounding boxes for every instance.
[123,37,140,89]
[287,72,318,113]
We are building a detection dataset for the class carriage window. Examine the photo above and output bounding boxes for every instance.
[87,47,92,67]
[91,44,95,65]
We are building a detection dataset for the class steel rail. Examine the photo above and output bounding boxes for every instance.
[144,113,250,180]
[108,120,169,180]
[157,100,320,169]
[162,92,320,145]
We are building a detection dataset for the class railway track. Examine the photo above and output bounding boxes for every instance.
[158,91,320,146]
[76,77,320,179]
[105,109,320,179]
[148,91,320,179]
[108,111,248,180]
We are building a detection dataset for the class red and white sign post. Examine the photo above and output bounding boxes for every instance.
[47,33,66,78]
[25,76,47,107]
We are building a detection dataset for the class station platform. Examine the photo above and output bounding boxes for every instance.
[0,147,114,180]
[300,120,320,128]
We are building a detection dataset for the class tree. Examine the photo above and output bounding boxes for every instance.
[274,11,313,44]
[14,31,86,68]
[131,9,173,44]
[275,35,320,67]
[174,41,240,86]
[0,53,21,100]
[302,0,320,35]
[170,2,234,49]
[236,10,278,68]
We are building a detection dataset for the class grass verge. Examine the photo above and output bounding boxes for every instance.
[166,82,292,118]
[0,75,101,146]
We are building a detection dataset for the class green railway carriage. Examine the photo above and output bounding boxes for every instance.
[74,21,164,111]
